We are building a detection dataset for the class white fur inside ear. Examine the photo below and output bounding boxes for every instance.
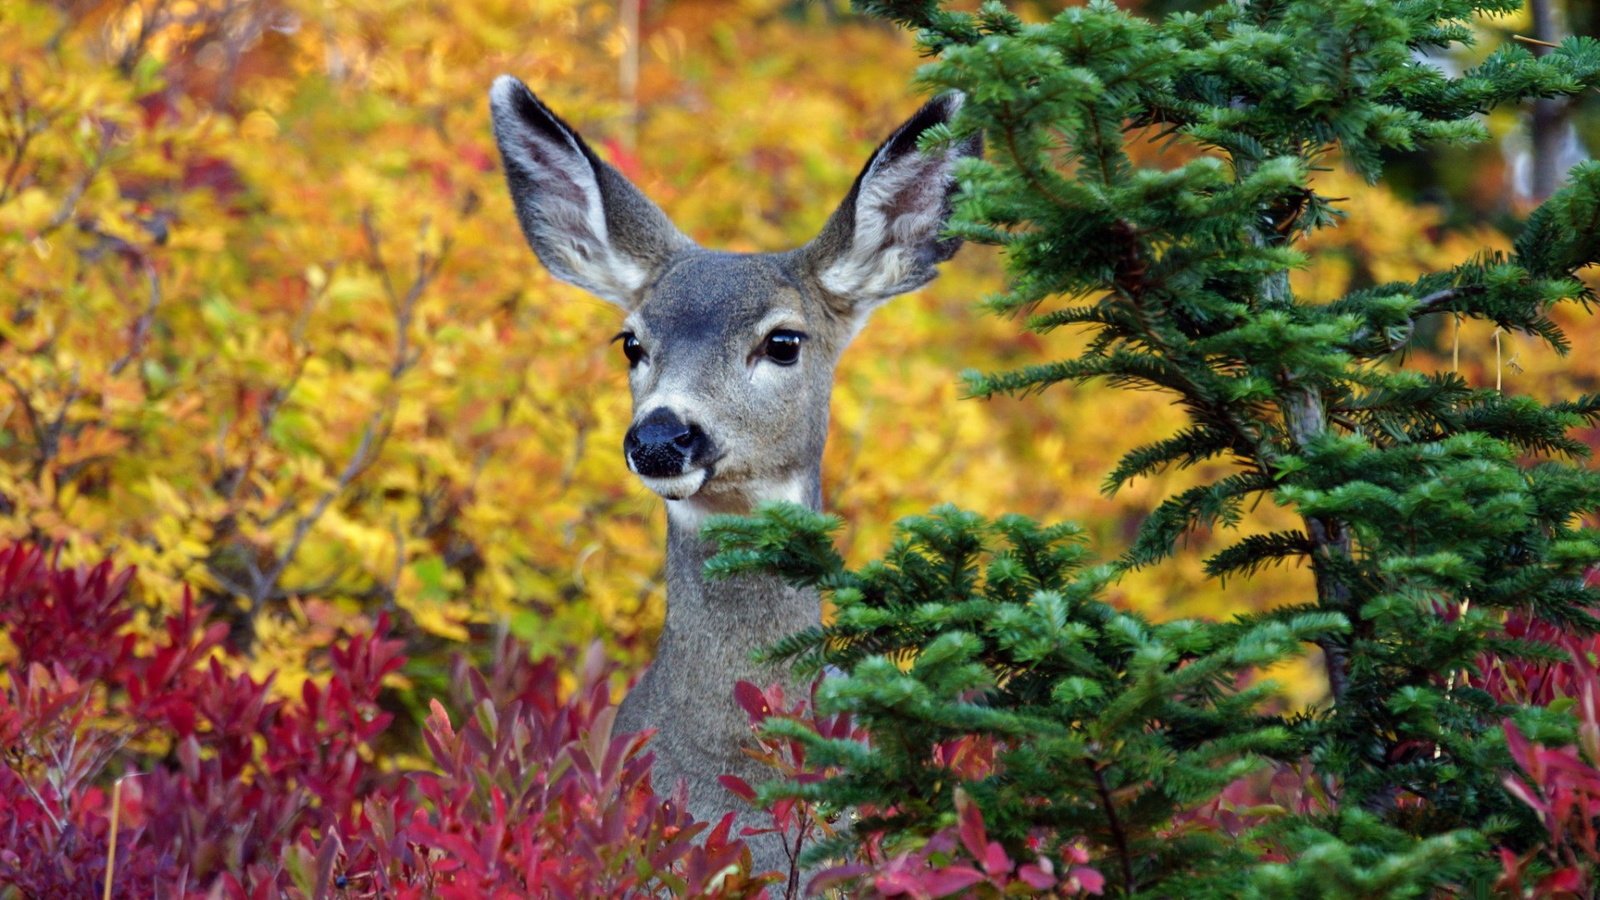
[817,145,957,303]
[490,79,649,304]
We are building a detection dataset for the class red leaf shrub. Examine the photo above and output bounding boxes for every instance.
[0,545,771,897]
[809,789,1103,899]
[11,542,1598,898]
[1478,610,1600,899]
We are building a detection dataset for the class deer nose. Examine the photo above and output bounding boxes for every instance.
[624,408,712,478]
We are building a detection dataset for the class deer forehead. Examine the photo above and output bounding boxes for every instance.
[627,252,844,349]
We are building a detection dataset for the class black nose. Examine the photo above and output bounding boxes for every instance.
[624,408,712,478]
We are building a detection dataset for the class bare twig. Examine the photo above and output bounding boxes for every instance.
[235,213,446,631]
[116,0,172,73]
[1512,34,1560,50]
[46,368,81,466]
[0,70,42,206]
[360,208,399,309]
[109,262,162,377]
[0,366,79,481]
[37,128,113,239]
[0,370,49,471]
[1329,413,1364,435]
[101,774,148,900]
[16,775,63,833]
[245,418,386,616]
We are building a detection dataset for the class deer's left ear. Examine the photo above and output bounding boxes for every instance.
[489,76,691,308]
[803,93,982,317]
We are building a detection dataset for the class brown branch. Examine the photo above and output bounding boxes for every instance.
[0,68,52,207]
[1512,34,1560,50]
[244,419,385,617]
[1346,287,1468,354]
[37,128,113,239]
[1408,287,1461,315]
[360,208,399,309]
[110,262,162,377]
[1282,378,1355,701]
[1090,761,1135,896]
[0,366,79,481]
[117,0,172,73]
[235,213,446,634]
[0,133,30,206]
[0,371,49,471]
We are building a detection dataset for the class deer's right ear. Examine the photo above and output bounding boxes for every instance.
[489,77,690,308]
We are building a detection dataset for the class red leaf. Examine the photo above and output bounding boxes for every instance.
[1535,867,1585,894]
[733,681,771,723]
[718,774,757,802]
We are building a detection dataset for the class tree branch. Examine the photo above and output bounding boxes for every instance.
[1347,287,1472,354]
[230,212,445,643]
[109,262,162,377]
[1090,760,1135,896]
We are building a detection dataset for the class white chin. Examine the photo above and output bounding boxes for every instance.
[637,469,708,500]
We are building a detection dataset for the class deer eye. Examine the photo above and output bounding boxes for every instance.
[615,332,645,368]
[762,330,805,366]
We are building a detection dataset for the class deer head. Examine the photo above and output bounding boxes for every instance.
[488,78,980,528]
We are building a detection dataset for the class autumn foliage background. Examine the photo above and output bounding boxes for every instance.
[3,0,1600,893]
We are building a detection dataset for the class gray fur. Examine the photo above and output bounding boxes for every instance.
[488,76,979,881]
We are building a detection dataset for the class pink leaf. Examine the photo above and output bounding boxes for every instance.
[1018,861,1058,890]
[983,841,1012,875]
[1072,865,1107,895]
[919,866,987,896]
[1502,774,1549,816]
[1504,719,1534,769]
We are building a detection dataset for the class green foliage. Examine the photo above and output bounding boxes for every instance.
[713,0,1600,894]
[1231,811,1485,899]
[709,504,1343,892]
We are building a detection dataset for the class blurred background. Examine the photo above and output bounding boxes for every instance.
[1,0,1595,707]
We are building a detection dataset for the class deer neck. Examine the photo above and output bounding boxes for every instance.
[653,469,823,680]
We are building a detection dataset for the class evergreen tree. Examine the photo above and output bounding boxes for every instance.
[709,0,1600,894]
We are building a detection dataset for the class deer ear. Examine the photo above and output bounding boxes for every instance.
[805,92,982,317]
[489,76,691,308]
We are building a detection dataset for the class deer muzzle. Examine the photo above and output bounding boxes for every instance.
[624,407,715,499]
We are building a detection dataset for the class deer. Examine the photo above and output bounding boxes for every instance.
[488,75,981,881]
